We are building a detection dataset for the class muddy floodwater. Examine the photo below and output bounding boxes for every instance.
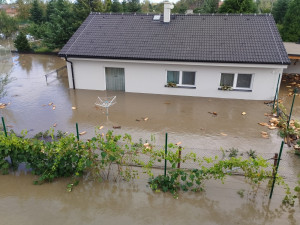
[1,53,300,224]
[0,173,300,225]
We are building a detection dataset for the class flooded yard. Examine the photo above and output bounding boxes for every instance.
[1,53,300,224]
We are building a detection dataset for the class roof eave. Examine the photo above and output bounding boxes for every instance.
[58,54,290,66]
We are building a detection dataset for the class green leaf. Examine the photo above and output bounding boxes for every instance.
[101,151,107,158]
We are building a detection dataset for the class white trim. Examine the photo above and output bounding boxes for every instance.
[65,57,288,69]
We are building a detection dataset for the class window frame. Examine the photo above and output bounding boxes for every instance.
[166,70,196,87]
[220,72,254,90]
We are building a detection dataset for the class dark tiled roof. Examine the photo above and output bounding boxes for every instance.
[59,13,290,65]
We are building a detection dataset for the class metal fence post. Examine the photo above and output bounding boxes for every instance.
[287,88,298,130]
[269,141,284,199]
[177,146,182,169]
[272,74,281,110]
[1,117,7,137]
[164,133,168,177]
[76,123,79,141]
[2,117,13,167]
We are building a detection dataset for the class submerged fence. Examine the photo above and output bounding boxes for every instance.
[1,115,298,200]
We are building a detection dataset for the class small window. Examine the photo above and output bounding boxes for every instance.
[182,72,195,85]
[219,73,253,90]
[237,74,252,88]
[220,73,234,87]
[167,71,180,84]
[166,70,196,87]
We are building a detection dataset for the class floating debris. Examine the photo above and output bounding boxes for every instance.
[136,119,140,122]
[79,131,87,135]
[113,126,121,129]
[261,131,269,139]
[258,122,269,126]
[6,125,13,128]
[0,103,7,109]
[176,142,182,146]
[143,117,149,121]
[53,123,57,127]
[269,117,279,125]
[220,132,227,136]
[52,106,56,110]
[241,112,246,115]
[264,113,273,117]
[42,104,47,107]
[208,112,218,116]
[99,126,104,130]
[268,126,277,130]
[48,102,53,106]
[72,107,76,110]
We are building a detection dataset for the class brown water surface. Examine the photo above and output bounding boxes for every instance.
[0,172,299,225]
[0,53,300,224]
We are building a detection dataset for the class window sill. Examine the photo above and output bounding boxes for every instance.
[165,85,196,89]
[218,88,252,92]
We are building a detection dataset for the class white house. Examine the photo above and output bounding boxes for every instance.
[59,2,290,100]
[283,42,300,74]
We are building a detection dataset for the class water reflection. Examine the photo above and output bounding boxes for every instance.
[0,174,299,225]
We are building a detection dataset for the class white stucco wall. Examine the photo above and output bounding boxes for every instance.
[66,58,286,100]
[283,59,300,74]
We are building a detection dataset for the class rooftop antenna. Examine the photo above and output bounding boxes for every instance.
[95,96,116,115]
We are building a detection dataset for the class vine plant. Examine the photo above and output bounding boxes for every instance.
[0,129,298,206]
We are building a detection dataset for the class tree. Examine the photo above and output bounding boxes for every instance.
[0,11,18,38]
[46,0,56,22]
[194,0,218,13]
[127,0,141,12]
[256,0,273,13]
[173,1,188,13]
[104,0,112,12]
[281,0,300,42]
[218,0,257,13]
[111,0,122,12]
[73,0,90,25]
[272,0,290,24]
[43,0,75,49]
[122,0,128,12]
[16,0,31,21]
[14,32,31,52]
[91,0,104,12]
[30,0,44,24]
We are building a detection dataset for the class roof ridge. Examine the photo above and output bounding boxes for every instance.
[89,12,273,17]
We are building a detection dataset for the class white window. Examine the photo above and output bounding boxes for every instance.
[220,73,253,90]
[167,71,196,86]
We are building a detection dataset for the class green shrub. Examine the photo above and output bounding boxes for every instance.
[14,32,31,52]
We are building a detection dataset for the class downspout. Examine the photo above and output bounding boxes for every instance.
[65,55,76,89]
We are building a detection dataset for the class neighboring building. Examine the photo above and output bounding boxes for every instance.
[59,2,289,100]
[283,42,300,74]
[0,4,18,17]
